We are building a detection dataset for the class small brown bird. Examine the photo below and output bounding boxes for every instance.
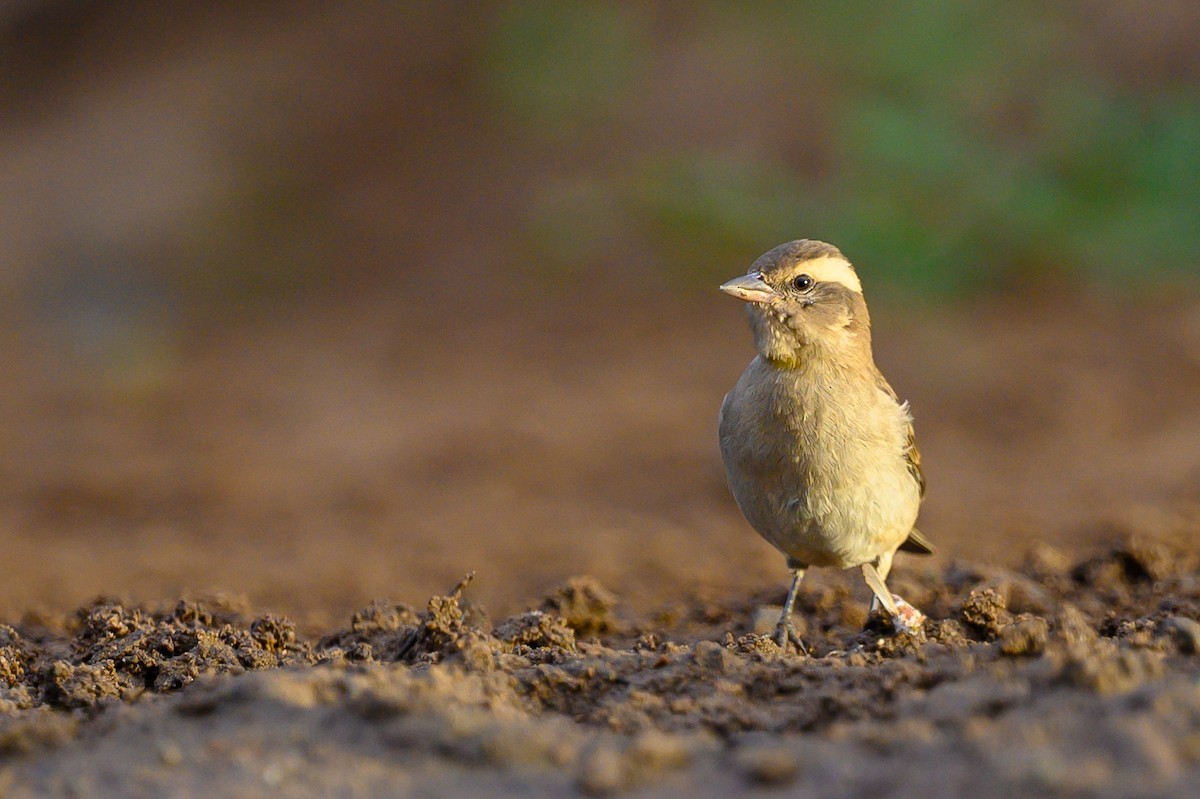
[718,240,932,652]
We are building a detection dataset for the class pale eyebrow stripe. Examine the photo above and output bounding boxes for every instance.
[801,256,862,294]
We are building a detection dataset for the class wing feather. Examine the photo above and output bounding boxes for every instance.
[874,368,933,555]
[873,368,926,499]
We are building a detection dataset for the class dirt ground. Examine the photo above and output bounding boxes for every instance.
[2,537,1200,797]
[2,288,1200,796]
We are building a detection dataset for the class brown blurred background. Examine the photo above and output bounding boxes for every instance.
[1,1,1199,625]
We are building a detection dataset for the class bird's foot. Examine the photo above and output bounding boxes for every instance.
[889,595,925,634]
[869,594,925,634]
[774,619,808,655]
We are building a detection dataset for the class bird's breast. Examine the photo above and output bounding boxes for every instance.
[719,357,919,568]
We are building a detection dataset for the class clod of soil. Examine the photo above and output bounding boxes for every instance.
[541,576,621,638]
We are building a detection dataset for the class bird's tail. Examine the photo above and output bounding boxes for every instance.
[898,527,935,555]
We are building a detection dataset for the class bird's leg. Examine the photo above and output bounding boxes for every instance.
[862,557,925,634]
[862,561,899,616]
[775,564,808,654]
[866,551,898,616]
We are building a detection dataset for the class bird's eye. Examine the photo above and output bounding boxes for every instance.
[792,274,815,292]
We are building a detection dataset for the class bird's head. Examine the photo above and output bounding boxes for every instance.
[720,239,871,366]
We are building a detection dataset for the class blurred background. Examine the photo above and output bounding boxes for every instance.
[2,1,1199,624]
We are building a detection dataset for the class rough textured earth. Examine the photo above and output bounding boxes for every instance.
[2,535,1199,797]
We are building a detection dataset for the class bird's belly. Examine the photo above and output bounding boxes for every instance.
[726,440,919,570]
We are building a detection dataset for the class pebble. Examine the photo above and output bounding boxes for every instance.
[692,640,739,673]
[999,616,1049,657]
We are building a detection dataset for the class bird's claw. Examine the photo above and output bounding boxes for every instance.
[774,619,808,655]
[868,594,926,635]
[889,595,926,634]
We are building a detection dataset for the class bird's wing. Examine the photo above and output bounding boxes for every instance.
[873,368,926,500]
[874,368,933,555]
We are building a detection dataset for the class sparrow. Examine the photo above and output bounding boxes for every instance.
[717,239,932,652]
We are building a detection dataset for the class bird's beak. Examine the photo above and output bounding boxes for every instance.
[719,273,777,304]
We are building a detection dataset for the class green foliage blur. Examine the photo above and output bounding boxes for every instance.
[486,2,1200,295]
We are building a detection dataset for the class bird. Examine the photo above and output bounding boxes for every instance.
[717,239,933,653]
